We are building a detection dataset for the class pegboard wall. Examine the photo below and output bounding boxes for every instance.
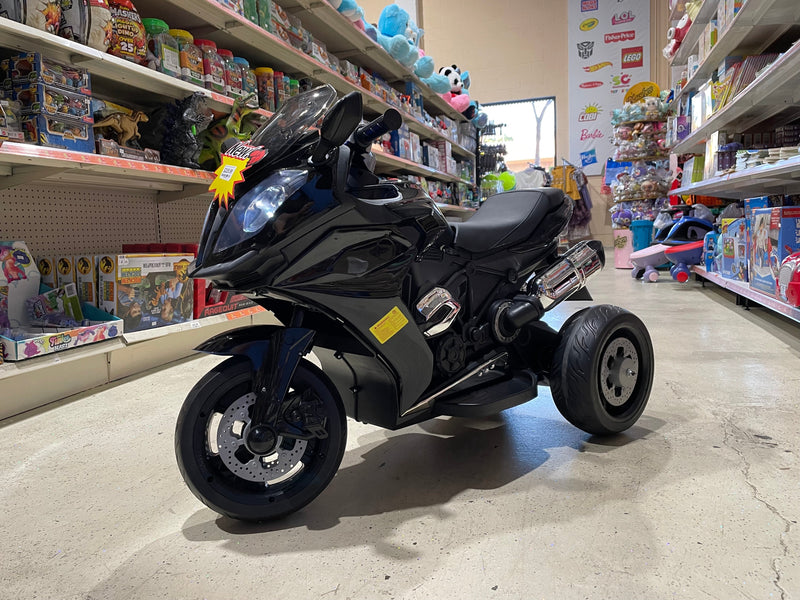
[0,183,207,256]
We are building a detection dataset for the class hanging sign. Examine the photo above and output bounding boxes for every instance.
[568,0,650,175]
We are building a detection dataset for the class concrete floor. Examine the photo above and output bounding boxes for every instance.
[1,267,800,600]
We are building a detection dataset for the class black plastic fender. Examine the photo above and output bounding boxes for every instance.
[196,325,316,419]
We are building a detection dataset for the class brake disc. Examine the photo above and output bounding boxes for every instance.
[216,393,308,484]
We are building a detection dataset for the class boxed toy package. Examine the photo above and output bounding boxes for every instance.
[75,254,97,306]
[36,256,56,288]
[14,82,93,123]
[56,255,76,287]
[115,254,194,332]
[193,279,258,319]
[20,114,95,153]
[750,207,800,297]
[0,241,41,327]
[96,253,118,315]
[703,230,720,272]
[27,283,84,324]
[719,218,748,281]
[10,53,92,94]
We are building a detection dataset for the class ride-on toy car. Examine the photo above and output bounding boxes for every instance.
[176,86,655,521]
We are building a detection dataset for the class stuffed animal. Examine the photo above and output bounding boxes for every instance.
[335,0,367,31]
[644,97,660,120]
[376,4,418,67]
[438,64,472,114]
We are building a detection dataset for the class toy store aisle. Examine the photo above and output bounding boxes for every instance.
[1,268,799,600]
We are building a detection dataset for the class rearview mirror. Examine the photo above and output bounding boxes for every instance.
[312,92,363,163]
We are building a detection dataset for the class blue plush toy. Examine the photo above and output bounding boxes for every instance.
[374,4,451,93]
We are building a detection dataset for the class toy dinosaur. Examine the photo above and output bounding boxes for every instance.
[94,111,149,147]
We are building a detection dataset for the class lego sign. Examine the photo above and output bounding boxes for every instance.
[622,46,644,69]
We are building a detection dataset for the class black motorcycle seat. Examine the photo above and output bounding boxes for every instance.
[452,188,567,253]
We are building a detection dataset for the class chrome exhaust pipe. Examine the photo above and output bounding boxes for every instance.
[501,240,605,331]
[533,240,605,310]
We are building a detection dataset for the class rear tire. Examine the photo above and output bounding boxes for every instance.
[550,305,654,435]
[175,357,347,521]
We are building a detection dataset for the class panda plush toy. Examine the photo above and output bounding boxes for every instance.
[438,65,477,118]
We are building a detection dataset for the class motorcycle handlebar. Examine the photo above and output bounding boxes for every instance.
[354,109,403,148]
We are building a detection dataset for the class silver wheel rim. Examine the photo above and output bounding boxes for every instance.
[599,337,639,407]
[213,393,308,484]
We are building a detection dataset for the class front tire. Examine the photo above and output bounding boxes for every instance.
[175,357,347,521]
[550,305,654,435]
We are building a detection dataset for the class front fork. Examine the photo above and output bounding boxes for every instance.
[195,321,326,455]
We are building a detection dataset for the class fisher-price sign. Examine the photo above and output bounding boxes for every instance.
[569,0,650,175]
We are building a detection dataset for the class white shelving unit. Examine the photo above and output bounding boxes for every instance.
[692,266,800,324]
[0,1,477,417]
[666,2,800,324]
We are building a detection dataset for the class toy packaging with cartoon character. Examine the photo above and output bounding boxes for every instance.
[96,253,118,315]
[0,241,42,328]
[750,207,800,297]
[55,255,77,287]
[115,254,194,332]
[14,82,94,123]
[719,218,748,281]
[26,283,84,325]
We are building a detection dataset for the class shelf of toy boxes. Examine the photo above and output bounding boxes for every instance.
[0,16,474,177]
[0,18,271,118]
[691,265,800,324]
[669,0,800,110]
[673,153,800,198]
[373,149,471,185]
[0,307,277,421]
[137,0,470,124]
[668,0,719,67]
[671,38,800,156]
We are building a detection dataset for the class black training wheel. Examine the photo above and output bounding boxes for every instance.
[550,305,654,435]
[175,357,347,521]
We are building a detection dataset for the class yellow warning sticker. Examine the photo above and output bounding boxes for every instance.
[369,306,409,344]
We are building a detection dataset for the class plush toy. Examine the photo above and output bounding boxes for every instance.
[376,4,418,67]
[438,64,472,114]
[335,0,367,31]
[644,97,660,120]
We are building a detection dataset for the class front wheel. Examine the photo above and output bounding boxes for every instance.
[175,357,347,521]
[550,305,654,435]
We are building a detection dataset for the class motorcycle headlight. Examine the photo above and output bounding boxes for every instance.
[214,169,309,253]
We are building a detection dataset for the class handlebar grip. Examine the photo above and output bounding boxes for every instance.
[354,109,403,147]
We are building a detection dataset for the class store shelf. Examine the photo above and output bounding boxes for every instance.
[374,150,466,184]
[278,0,412,82]
[0,18,271,116]
[670,0,720,66]
[692,265,800,323]
[0,309,277,420]
[673,154,800,198]
[670,0,800,108]
[0,142,214,197]
[671,40,800,155]
[123,305,264,343]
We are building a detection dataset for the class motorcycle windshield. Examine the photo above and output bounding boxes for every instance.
[250,84,338,165]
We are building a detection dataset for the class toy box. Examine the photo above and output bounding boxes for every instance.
[36,256,56,288]
[1,300,122,362]
[96,253,118,315]
[56,255,76,287]
[703,231,720,272]
[720,218,748,281]
[14,83,93,123]
[115,254,194,332]
[750,207,800,297]
[10,53,92,95]
[0,241,42,327]
[192,279,259,319]
[20,114,95,153]
[75,254,97,306]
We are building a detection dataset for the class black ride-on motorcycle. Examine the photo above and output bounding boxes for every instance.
[176,85,654,521]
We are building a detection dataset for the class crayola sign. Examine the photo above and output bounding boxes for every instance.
[580,17,598,31]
